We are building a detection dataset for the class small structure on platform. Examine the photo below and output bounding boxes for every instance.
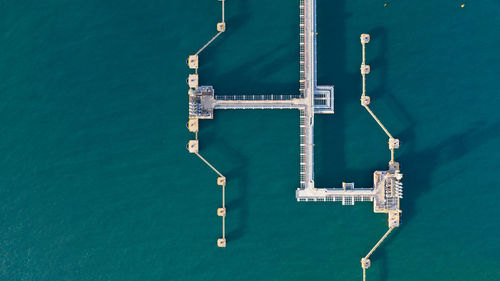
[361,258,371,269]
[187,118,199,133]
[389,161,400,171]
[217,22,226,32]
[342,182,355,191]
[361,95,371,106]
[360,64,370,74]
[187,140,199,153]
[189,86,216,119]
[217,176,226,186]
[388,210,401,227]
[187,55,198,69]
[217,208,226,217]
[217,238,226,248]
[361,34,371,44]
[187,74,199,89]
[389,138,400,149]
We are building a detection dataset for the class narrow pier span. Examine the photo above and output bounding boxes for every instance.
[185,1,403,280]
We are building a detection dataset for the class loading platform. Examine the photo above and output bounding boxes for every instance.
[185,1,403,280]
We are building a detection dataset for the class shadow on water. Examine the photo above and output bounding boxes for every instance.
[339,17,500,238]
[352,26,500,280]
[198,131,249,242]
[213,41,298,94]
[315,1,476,280]
[203,0,252,58]
[200,0,298,94]
[370,27,500,234]
[316,4,500,278]
[219,140,249,242]
[316,0,355,186]
[397,121,500,226]
[193,0,296,243]
[315,4,394,186]
[318,11,500,281]
[315,3,396,278]
[375,117,500,279]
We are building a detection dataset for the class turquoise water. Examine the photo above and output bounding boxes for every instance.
[1,0,499,280]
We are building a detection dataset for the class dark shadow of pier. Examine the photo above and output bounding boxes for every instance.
[196,131,249,242]
[199,0,299,95]
[315,0,354,187]
[219,140,249,242]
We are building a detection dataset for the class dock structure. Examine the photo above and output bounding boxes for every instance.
[186,1,403,279]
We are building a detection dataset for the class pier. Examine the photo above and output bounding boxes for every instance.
[186,1,403,280]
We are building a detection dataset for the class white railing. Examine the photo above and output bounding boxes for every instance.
[215,94,301,101]
[299,109,307,188]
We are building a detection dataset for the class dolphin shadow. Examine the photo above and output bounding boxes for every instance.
[198,132,249,242]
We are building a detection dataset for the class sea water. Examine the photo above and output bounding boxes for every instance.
[1,0,499,280]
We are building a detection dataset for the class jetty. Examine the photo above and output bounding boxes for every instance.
[186,1,403,280]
